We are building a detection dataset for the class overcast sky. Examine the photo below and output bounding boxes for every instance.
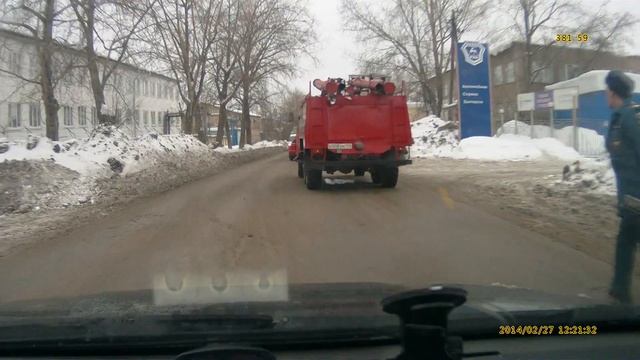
[293,0,640,92]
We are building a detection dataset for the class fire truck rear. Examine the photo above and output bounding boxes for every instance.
[293,75,413,190]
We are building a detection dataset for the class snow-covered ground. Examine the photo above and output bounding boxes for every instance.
[498,120,606,156]
[213,140,289,153]
[411,116,583,161]
[0,128,285,214]
[410,115,616,195]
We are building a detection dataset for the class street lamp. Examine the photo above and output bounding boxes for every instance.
[498,108,505,135]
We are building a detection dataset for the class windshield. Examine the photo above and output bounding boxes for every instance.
[0,0,639,347]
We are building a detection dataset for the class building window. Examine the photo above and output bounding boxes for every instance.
[78,106,87,126]
[135,110,140,124]
[9,52,21,75]
[143,110,149,125]
[494,64,503,85]
[532,61,554,83]
[156,82,162,98]
[143,80,149,96]
[91,106,97,125]
[564,64,581,80]
[151,81,156,97]
[505,62,515,83]
[29,103,41,127]
[158,111,163,125]
[164,85,169,99]
[151,111,156,125]
[8,103,21,128]
[135,79,141,96]
[63,105,73,126]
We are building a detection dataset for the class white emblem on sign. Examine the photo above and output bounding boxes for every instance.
[461,42,485,66]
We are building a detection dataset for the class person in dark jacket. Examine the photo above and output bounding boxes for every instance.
[605,70,640,303]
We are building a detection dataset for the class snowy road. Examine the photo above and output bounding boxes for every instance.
[0,153,628,303]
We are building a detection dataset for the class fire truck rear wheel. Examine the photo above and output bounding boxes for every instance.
[354,169,365,177]
[370,168,382,184]
[297,161,304,178]
[380,167,399,188]
[305,169,322,190]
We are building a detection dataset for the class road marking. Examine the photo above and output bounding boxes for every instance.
[438,186,455,209]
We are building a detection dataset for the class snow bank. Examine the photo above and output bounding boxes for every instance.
[410,115,459,158]
[213,140,288,153]
[552,159,616,195]
[453,135,543,161]
[498,120,606,156]
[411,116,582,161]
[450,134,582,161]
[0,127,212,177]
[0,128,286,214]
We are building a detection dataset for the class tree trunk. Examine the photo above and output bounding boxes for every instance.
[215,105,227,147]
[81,0,109,125]
[433,75,443,117]
[183,101,194,134]
[419,79,435,116]
[224,112,232,148]
[195,103,207,143]
[239,82,250,148]
[41,0,59,140]
[523,2,532,90]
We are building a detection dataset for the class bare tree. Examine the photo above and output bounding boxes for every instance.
[0,0,70,140]
[261,86,304,140]
[507,0,637,90]
[146,0,223,142]
[509,0,573,89]
[342,0,487,116]
[233,0,314,147]
[206,0,241,148]
[70,0,155,125]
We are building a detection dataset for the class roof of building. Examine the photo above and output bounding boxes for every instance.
[490,40,639,59]
[0,27,176,83]
[430,42,639,81]
[545,70,640,95]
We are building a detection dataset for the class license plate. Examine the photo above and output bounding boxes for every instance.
[327,143,353,150]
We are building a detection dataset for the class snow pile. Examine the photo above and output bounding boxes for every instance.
[498,120,606,156]
[0,127,285,214]
[246,140,288,149]
[213,140,287,153]
[451,134,581,161]
[0,127,211,177]
[553,160,616,195]
[410,116,459,157]
[453,135,543,161]
[410,116,582,161]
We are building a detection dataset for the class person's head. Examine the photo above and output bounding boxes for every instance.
[605,70,634,109]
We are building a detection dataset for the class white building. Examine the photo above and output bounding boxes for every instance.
[0,29,182,141]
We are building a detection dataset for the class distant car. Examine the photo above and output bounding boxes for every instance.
[288,140,297,161]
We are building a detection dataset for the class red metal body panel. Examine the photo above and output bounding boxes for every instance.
[302,94,413,156]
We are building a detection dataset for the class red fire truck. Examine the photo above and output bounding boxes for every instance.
[292,75,413,190]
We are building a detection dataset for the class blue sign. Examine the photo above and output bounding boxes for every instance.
[456,42,492,138]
